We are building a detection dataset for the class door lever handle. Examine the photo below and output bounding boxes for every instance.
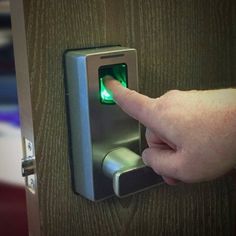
[102,148,162,197]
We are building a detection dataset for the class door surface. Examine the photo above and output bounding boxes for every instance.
[10,0,236,235]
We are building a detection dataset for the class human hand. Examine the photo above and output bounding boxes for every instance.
[105,77,236,185]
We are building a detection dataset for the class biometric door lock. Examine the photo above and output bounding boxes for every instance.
[64,46,162,201]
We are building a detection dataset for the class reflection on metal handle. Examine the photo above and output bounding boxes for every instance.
[21,157,35,177]
[102,147,162,197]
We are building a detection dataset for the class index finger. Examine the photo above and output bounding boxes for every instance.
[104,76,156,127]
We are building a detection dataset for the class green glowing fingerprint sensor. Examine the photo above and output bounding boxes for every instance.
[99,63,128,104]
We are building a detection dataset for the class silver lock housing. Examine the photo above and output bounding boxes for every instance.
[64,46,162,201]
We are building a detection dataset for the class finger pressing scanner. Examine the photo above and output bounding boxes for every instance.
[64,46,162,201]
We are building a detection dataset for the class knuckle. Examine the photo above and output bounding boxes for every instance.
[153,98,169,121]
[164,89,180,98]
[155,90,181,117]
[162,90,180,105]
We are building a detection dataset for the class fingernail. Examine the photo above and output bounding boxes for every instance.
[142,150,150,166]
[141,150,147,161]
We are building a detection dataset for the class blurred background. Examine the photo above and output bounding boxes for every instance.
[0,0,28,235]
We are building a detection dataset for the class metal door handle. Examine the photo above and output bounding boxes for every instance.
[102,147,162,197]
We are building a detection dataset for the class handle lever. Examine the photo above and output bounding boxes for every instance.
[102,147,162,197]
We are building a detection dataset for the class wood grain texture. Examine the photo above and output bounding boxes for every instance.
[12,0,236,235]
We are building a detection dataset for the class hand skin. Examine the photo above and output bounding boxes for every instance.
[104,77,236,185]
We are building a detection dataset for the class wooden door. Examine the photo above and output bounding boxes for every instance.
[10,0,236,235]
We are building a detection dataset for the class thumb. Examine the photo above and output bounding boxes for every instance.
[142,147,181,180]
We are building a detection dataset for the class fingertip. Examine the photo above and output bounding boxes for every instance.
[103,75,122,92]
[162,176,180,185]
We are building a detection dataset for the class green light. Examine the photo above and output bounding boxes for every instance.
[100,78,114,104]
[99,63,128,104]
